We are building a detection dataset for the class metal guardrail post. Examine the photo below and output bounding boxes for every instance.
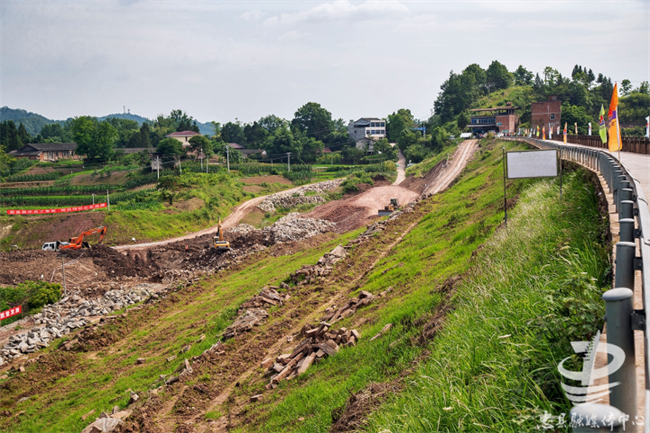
[603,288,637,420]
[621,200,635,220]
[619,219,636,243]
[615,241,638,290]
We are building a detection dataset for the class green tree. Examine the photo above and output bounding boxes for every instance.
[221,122,245,144]
[259,115,287,133]
[620,79,632,96]
[139,123,152,148]
[71,116,117,162]
[513,65,534,86]
[0,121,23,152]
[457,112,470,129]
[156,137,184,157]
[387,109,413,143]
[485,60,513,92]
[264,126,295,155]
[188,135,213,157]
[291,102,333,142]
[560,102,595,135]
[18,123,31,144]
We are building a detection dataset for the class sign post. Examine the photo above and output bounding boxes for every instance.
[503,149,559,228]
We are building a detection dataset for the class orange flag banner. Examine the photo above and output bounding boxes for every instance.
[608,83,622,152]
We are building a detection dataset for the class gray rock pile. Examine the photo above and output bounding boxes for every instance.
[265,213,336,243]
[257,179,344,213]
[0,285,159,363]
[223,287,290,340]
[289,244,347,286]
[321,290,375,323]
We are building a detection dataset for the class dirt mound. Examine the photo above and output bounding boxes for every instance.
[91,245,158,278]
[173,197,205,212]
[399,159,446,193]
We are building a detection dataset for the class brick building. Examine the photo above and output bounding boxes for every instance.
[531,96,562,132]
[9,142,78,161]
[468,102,519,135]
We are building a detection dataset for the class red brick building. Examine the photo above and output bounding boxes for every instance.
[531,96,562,132]
[468,102,519,135]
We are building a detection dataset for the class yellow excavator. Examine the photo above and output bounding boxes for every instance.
[213,218,230,251]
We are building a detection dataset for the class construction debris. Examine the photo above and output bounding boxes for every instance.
[289,244,347,286]
[238,287,290,312]
[223,309,269,340]
[264,324,361,387]
[322,291,375,324]
[257,179,344,213]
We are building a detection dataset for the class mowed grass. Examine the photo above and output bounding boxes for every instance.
[0,231,359,432]
[242,142,608,433]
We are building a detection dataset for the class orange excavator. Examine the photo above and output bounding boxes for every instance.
[42,226,107,251]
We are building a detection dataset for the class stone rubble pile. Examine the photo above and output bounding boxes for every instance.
[0,285,159,364]
[264,213,336,243]
[238,287,290,312]
[223,287,290,340]
[257,178,344,213]
[321,290,375,324]
[262,322,361,389]
[289,244,347,286]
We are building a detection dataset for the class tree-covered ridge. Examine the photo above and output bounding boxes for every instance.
[431,61,650,135]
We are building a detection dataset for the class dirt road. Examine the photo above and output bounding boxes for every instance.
[421,139,477,196]
[114,185,302,252]
[394,149,407,185]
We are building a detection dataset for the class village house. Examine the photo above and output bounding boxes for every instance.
[9,142,78,161]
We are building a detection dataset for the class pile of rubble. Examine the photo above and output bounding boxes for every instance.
[223,287,290,340]
[265,213,336,243]
[0,285,161,364]
[257,179,344,213]
[321,290,375,324]
[262,322,360,388]
[289,244,347,286]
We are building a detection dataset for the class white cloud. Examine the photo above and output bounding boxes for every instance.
[264,0,409,26]
[279,30,302,41]
[241,9,264,21]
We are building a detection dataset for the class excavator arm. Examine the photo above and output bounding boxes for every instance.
[59,226,107,250]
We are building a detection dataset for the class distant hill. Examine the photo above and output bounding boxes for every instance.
[98,112,150,125]
[1,106,215,136]
[0,107,64,135]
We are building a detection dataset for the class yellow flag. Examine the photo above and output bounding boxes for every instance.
[563,122,567,144]
[608,83,622,152]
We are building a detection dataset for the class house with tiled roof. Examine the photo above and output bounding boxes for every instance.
[165,130,202,147]
[9,143,78,161]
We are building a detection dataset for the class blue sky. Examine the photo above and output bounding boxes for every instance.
[1,0,648,124]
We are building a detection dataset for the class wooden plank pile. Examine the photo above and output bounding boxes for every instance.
[262,322,361,389]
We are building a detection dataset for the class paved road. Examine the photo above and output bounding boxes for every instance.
[544,139,650,196]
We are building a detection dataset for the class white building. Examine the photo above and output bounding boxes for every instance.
[348,118,386,141]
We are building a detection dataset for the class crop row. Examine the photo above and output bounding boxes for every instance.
[0,185,123,197]
[1,189,156,207]
[6,172,63,182]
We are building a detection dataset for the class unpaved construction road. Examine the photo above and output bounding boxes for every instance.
[114,141,476,251]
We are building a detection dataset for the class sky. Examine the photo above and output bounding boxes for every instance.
[1,0,648,124]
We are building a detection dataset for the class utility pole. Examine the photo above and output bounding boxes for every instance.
[287,152,291,172]
[179,158,182,175]
[92,194,95,205]
[60,254,67,297]
[226,146,230,174]
[107,189,110,211]
[157,155,160,179]
[200,147,203,170]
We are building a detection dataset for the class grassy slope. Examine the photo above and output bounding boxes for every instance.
[237,139,533,432]
[244,143,608,433]
[0,232,360,432]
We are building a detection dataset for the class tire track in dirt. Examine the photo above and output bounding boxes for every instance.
[420,140,477,196]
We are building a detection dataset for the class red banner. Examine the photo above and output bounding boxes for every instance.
[6,202,107,216]
[0,306,22,321]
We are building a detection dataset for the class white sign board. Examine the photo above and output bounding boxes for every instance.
[507,150,558,179]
